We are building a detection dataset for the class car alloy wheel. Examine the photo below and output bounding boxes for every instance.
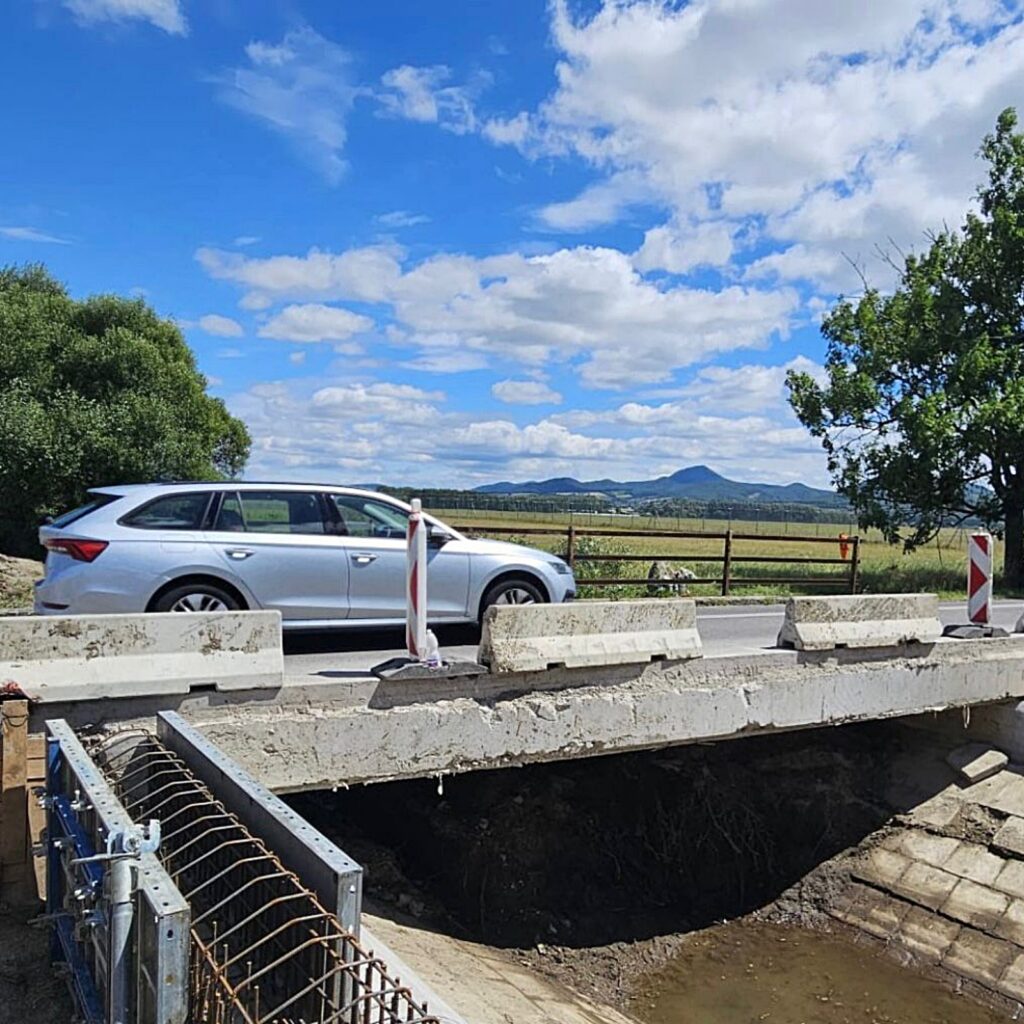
[169,592,230,612]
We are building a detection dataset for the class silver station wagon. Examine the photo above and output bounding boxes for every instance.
[34,482,576,629]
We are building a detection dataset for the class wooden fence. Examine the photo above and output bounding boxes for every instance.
[453,524,861,596]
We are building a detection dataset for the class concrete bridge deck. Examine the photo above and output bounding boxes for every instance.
[21,599,1024,794]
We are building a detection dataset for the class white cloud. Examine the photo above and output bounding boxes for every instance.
[62,0,186,34]
[0,225,70,244]
[233,235,260,247]
[229,355,831,488]
[491,379,564,405]
[401,351,489,373]
[487,0,1024,291]
[537,172,653,231]
[257,303,374,343]
[199,241,797,388]
[378,65,479,134]
[197,244,402,306]
[197,313,243,337]
[376,210,431,228]
[213,27,355,183]
[634,221,735,275]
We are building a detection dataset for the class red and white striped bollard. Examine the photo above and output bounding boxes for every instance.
[968,531,993,625]
[406,498,428,660]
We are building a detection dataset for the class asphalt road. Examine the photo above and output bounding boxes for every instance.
[282,599,1024,679]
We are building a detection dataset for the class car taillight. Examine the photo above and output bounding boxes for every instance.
[45,538,109,562]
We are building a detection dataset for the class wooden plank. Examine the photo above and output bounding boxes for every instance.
[0,700,30,898]
[25,774,47,900]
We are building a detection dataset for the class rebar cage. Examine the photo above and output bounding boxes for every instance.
[86,729,441,1024]
[46,719,190,1024]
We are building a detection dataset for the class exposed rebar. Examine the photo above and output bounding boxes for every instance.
[89,732,439,1024]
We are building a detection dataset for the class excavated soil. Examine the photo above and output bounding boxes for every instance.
[291,721,902,1010]
[0,905,73,1023]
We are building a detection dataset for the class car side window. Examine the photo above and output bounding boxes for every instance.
[213,493,246,532]
[330,495,408,539]
[121,493,210,530]
[236,491,326,535]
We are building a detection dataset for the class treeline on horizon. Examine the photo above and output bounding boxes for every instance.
[381,487,860,526]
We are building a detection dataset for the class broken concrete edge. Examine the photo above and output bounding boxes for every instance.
[479,598,702,673]
[190,635,1024,791]
[0,610,285,700]
[777,593,942,651]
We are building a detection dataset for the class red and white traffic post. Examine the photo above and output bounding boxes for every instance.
[406,498,428,659]
[968,531,994,625]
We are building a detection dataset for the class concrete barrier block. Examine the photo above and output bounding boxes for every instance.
[776,593,941,651]
[478,599,702,673]
[0,611,283,700]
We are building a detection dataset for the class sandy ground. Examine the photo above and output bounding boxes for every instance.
[0,554,41,611]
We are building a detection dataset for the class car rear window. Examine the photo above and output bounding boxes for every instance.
[121,492,212,530]
[50,493,120,528]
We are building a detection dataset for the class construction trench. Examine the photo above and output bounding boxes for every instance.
[288,716,1024,1023]
[10,598,1024,1021]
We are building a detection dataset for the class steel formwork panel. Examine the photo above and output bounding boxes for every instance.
[45,719,190,1024]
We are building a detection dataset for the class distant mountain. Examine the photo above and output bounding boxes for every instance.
[475,464,845,507]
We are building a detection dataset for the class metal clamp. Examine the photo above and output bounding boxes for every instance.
[72,820,161,866]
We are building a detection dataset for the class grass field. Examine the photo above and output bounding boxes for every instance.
[429,507,991,600]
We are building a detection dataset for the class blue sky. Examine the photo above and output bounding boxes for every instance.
[3,0,1024,489]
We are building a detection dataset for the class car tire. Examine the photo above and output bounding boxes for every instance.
[153,582,241,614]
[480,577,546,621]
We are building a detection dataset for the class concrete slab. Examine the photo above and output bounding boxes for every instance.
[899,905,960,962]
[894,830,959,868]
[776,593,942,651]
[994,817,1024,858]
[941,879,1009,931]
[479,598,702,673]
[995,860,1024,900]
[998,953,1024,1002]
[995,899,1024,946]
[893,862,960,910]
[947,743,1009,784]
[362,910,636,1024]
[944,843,1007,886]
[943,928,1015,989]
[854,847,912,889]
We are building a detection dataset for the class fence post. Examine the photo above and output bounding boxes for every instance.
[849,536,861,594]
[722,529,733,596]
[566,525,576,570]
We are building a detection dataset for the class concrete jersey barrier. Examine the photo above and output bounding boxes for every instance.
[0,611,283,700]
[479,598,702,673]
[776,593,942,651]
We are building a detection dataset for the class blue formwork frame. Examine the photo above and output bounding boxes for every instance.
[44,720,190,1024]
[46,737,105,1024]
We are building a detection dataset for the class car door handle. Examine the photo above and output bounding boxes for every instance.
[225,548,254,560]
[351,553,378,565]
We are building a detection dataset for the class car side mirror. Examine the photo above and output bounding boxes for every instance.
[427,525,450,547]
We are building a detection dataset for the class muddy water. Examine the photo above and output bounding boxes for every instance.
[629,922,1004,1024]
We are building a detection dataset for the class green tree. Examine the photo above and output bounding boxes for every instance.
[0,265,250,556]
[787,109,1024,587]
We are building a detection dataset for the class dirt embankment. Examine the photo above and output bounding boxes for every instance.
[0,554,41,611]
[291,723,899,1009]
